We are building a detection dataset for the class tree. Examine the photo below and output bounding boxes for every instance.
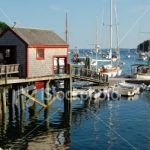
[137,40,150,52]
[0,21,8,34]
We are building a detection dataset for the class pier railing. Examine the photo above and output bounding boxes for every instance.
[70,66,109,84]
[0,64,20,84]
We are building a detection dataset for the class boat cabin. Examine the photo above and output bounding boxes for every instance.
[0,27,69,78]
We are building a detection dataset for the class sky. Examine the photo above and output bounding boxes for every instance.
[0,0,150,49]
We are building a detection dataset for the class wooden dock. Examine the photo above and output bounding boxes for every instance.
[109,77,150,86]
[0,64,72,127]
[0,74,70,86]
[71,66,109,85]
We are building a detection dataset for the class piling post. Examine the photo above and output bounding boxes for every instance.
[1,88,7,135]
[0,90,2,115]
[64,77,72,125]
[20,108,25,133]
[2,87,7,114]
[28,84,36,116]
[20,86,25,113]
[1,111,7,136]
[8,87,15,123]
[44,108,49,129]
[44,81,51,105]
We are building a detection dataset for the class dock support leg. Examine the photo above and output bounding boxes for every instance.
[44,81,51,105]
[8,87,15,124]
[64,78,72,126]
[19,86,25,133]
[2,88,7,115]
[20,86,25,113]
[0,91,2,115]
[28,84,36,116]
[44,81,50,128]
[1,88,7,135]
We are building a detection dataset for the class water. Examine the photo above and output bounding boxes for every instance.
[0,49,150,150]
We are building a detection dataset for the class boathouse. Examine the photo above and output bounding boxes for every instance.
[0,27,69,78]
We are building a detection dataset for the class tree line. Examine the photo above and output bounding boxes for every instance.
[137,40,150,52]
[0,21,8,34]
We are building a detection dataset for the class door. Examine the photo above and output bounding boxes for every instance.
[53,57,67,75]
[0,46,17,64]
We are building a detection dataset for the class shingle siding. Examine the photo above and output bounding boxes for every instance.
[0,30,26,77]
[28,48,67,77]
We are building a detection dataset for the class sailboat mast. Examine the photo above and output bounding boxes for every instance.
[114,2,120,61]
[65,12,68,43]
[110,0,113,65]
[96,16,98,71]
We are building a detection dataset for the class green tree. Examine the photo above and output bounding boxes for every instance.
[0,21,8,34]
[137,40,150,52]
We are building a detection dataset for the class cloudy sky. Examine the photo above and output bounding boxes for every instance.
[0,0,150,49]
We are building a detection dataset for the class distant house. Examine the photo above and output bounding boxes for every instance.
[0,27,69,78]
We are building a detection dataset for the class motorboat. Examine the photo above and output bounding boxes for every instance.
[131,64,150,79]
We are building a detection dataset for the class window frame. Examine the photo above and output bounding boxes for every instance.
[36,48,45,60]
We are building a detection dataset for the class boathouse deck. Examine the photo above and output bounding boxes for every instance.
[0,64,109,86]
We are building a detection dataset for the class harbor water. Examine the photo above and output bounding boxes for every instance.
[0,49,150,150]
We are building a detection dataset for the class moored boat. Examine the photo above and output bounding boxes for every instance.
[98,65,122,78]
[131,64,150,79]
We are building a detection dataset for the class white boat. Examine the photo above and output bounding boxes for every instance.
[118,82,140,95]
[114,85,135,97]
[97,0,122,77]
[131,64,150,79]
[98,64,122,77]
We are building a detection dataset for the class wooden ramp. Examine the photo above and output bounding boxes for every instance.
[71,66,109,85]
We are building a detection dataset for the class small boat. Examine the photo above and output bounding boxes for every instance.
[131,64,150,79]
[118,82,140,95]
[113,82,140,97]
[114,85,135,97]
[98,65,122,78]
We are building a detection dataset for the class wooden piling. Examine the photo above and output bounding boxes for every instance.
[28,85,36,116]
[2,112,6,135]
[2,88,7,114]
[20,109,25,133]
[64,77,72,125]
[20,86,25,112]
[0,90,2,115]
[44,81,50,105]
[8,87,14,122]
[44,108,49,129]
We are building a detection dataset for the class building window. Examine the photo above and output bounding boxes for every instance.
[36,49,44,60]
[5,49,10,58]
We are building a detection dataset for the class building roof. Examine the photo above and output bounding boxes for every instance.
[11,27,68,46]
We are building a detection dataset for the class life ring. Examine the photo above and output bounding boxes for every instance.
[110,91,120,100]
[99,91,107,101]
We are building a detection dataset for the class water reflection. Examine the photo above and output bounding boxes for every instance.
[0,108,72,149]
[1,91,150,149]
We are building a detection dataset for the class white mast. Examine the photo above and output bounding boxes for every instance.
[114,1,120,62]
[65,12,68,43]
[96,16,99,71]
[110,0,113,65]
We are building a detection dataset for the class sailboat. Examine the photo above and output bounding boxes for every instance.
[91,17,111,70]
[98,0,122,78]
